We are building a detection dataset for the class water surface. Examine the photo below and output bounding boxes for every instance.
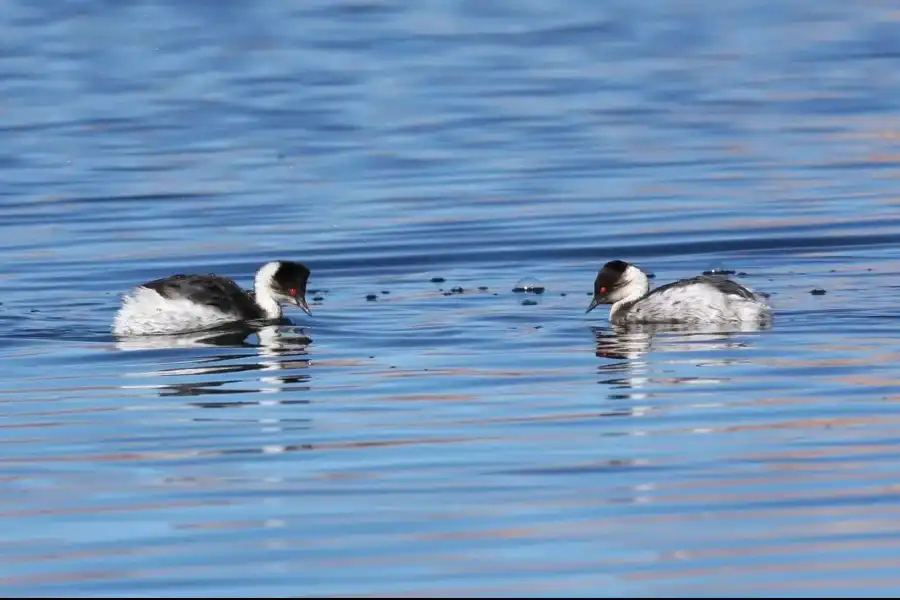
[3,0,900,596]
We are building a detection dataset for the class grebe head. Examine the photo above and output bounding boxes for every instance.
[586,260,649,313]
[257,260,313,316]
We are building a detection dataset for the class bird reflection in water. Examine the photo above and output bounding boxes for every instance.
[115,323,316,462]
[116,323,313,403]
[593,319,772,361]
[591,319,773,411]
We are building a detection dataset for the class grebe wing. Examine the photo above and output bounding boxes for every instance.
[647,274,760,301]
[142,274,260,315]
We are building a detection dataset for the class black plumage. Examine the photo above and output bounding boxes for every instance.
[142,274,265,320]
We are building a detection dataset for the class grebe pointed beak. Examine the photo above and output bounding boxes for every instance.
[295,295,312,316]
[586,297,600,314]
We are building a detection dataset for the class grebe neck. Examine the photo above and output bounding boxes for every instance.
[254,262,283,319]
[609,267,650,321]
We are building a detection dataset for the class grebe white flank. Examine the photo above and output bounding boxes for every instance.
[586,260,772,325]
[113,260,312,336]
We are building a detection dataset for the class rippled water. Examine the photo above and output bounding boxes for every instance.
[4,0,900,596]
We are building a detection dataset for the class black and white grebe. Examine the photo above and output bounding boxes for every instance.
[113,260,312,336]
[586,260,772,326]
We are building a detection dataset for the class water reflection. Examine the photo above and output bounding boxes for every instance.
[117,325,313,403]
[113,321,310,351]
[592,319,773,361]
[592,320,773,410]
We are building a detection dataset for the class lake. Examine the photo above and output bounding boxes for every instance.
[3,0,900,596]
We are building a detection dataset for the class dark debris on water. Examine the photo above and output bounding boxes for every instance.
[810,288,827,295]
[512,285,545,294]
[703,268,736,276]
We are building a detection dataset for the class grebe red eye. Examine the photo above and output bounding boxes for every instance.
[289,288,297,296]
[600,286,607,293]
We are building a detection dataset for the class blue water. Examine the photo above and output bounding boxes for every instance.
[3,0,900,596]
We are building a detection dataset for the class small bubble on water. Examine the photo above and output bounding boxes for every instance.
[513,277,545,294]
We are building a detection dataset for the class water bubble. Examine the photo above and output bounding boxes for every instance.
[512,277,545,294]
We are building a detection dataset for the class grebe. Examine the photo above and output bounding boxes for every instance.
[586,260,772,325]
[113,260,312,336]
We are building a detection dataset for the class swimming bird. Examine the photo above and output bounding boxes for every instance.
[586,260,772,325]
[113,260,312,336]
